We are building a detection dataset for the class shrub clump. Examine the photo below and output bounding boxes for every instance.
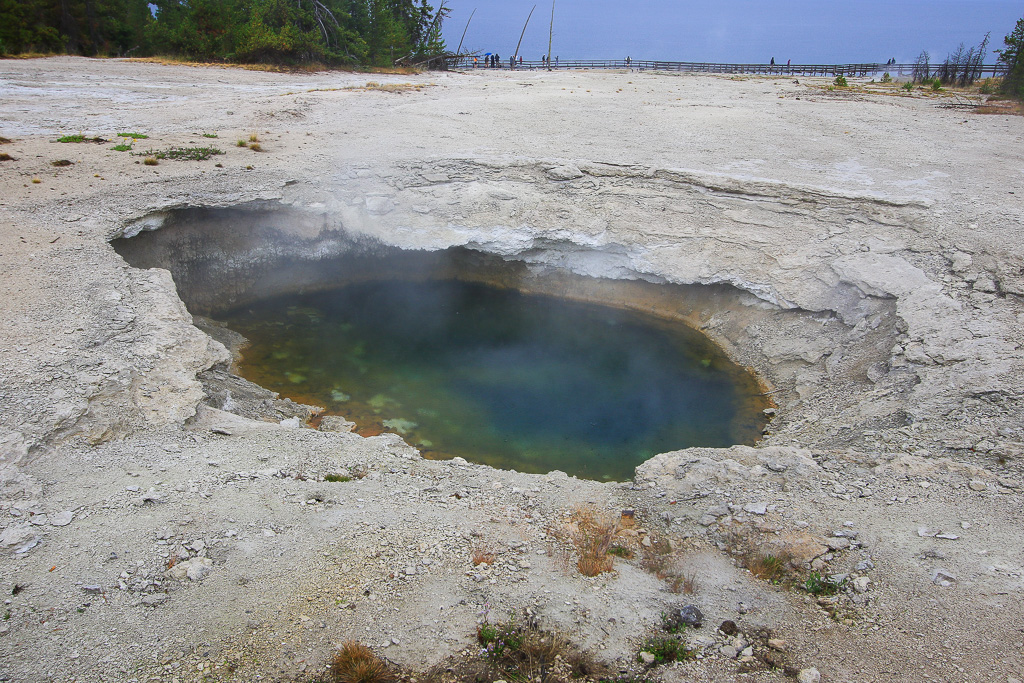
[477,619,571,681]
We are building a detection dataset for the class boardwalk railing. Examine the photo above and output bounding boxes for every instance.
[454,58,1009,78]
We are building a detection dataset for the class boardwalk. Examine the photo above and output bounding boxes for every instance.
[455,57,1009,79]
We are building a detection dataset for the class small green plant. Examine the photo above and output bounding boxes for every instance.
[608,545,633,559]
[931,78,943,92]
[237,139,247,147]
[637,635,695,665]
[881,72,892,83]
[3,610,10,620]
[477,621,525,660]
[902,81,915,92]
[804,571,845,596]
[324,473,352,483]
[834,75,848,87]
[111,142,133,152]
[979,78,995,94]
[202,132,219,138]
[116,132,148,139]
[660,612,686,634]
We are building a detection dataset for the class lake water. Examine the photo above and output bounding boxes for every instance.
[221,279,769,481]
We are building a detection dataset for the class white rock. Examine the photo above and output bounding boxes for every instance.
[49,511,74,527]
[638,652,656,665]
[365,196,395,215]
[743,502,768,515]
[547,165,584,181]
[852,576,870,593]
[166,557,214,582]
[0,524,35,548]
[797,668,821,683]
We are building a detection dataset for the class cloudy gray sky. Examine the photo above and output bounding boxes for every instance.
[441,0,1022,63]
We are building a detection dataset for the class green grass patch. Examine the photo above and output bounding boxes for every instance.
[134,146,224,161]
[57,134,106,143]
[117,132,148,139]
[111,142,133,152]
[324,474,352,483]
[202,132,219,138]
[637,635,696,665]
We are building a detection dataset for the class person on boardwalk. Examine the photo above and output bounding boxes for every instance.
[770,57,775,66]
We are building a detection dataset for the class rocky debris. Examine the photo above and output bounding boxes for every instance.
[319,416,357,432]
[635,445,821,495]
[166,557,214,582]
[546,164,584,181]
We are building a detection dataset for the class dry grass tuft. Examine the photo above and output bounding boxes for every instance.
[569,506,617,577]
[328,642,393,683]
[668,572,698,594]
[248,142,263,152]
[471,547,495,566]
[977,100,1024,116]
[0,137,12,144]
[0,153,14,161]
[345,81,433,94]
[249,133,260,143]
[143,156,159,166]
[51,159,72,167]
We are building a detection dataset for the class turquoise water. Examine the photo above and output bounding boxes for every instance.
[221,279,768,481]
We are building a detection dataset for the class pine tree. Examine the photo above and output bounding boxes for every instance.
[997,17,1024,98]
